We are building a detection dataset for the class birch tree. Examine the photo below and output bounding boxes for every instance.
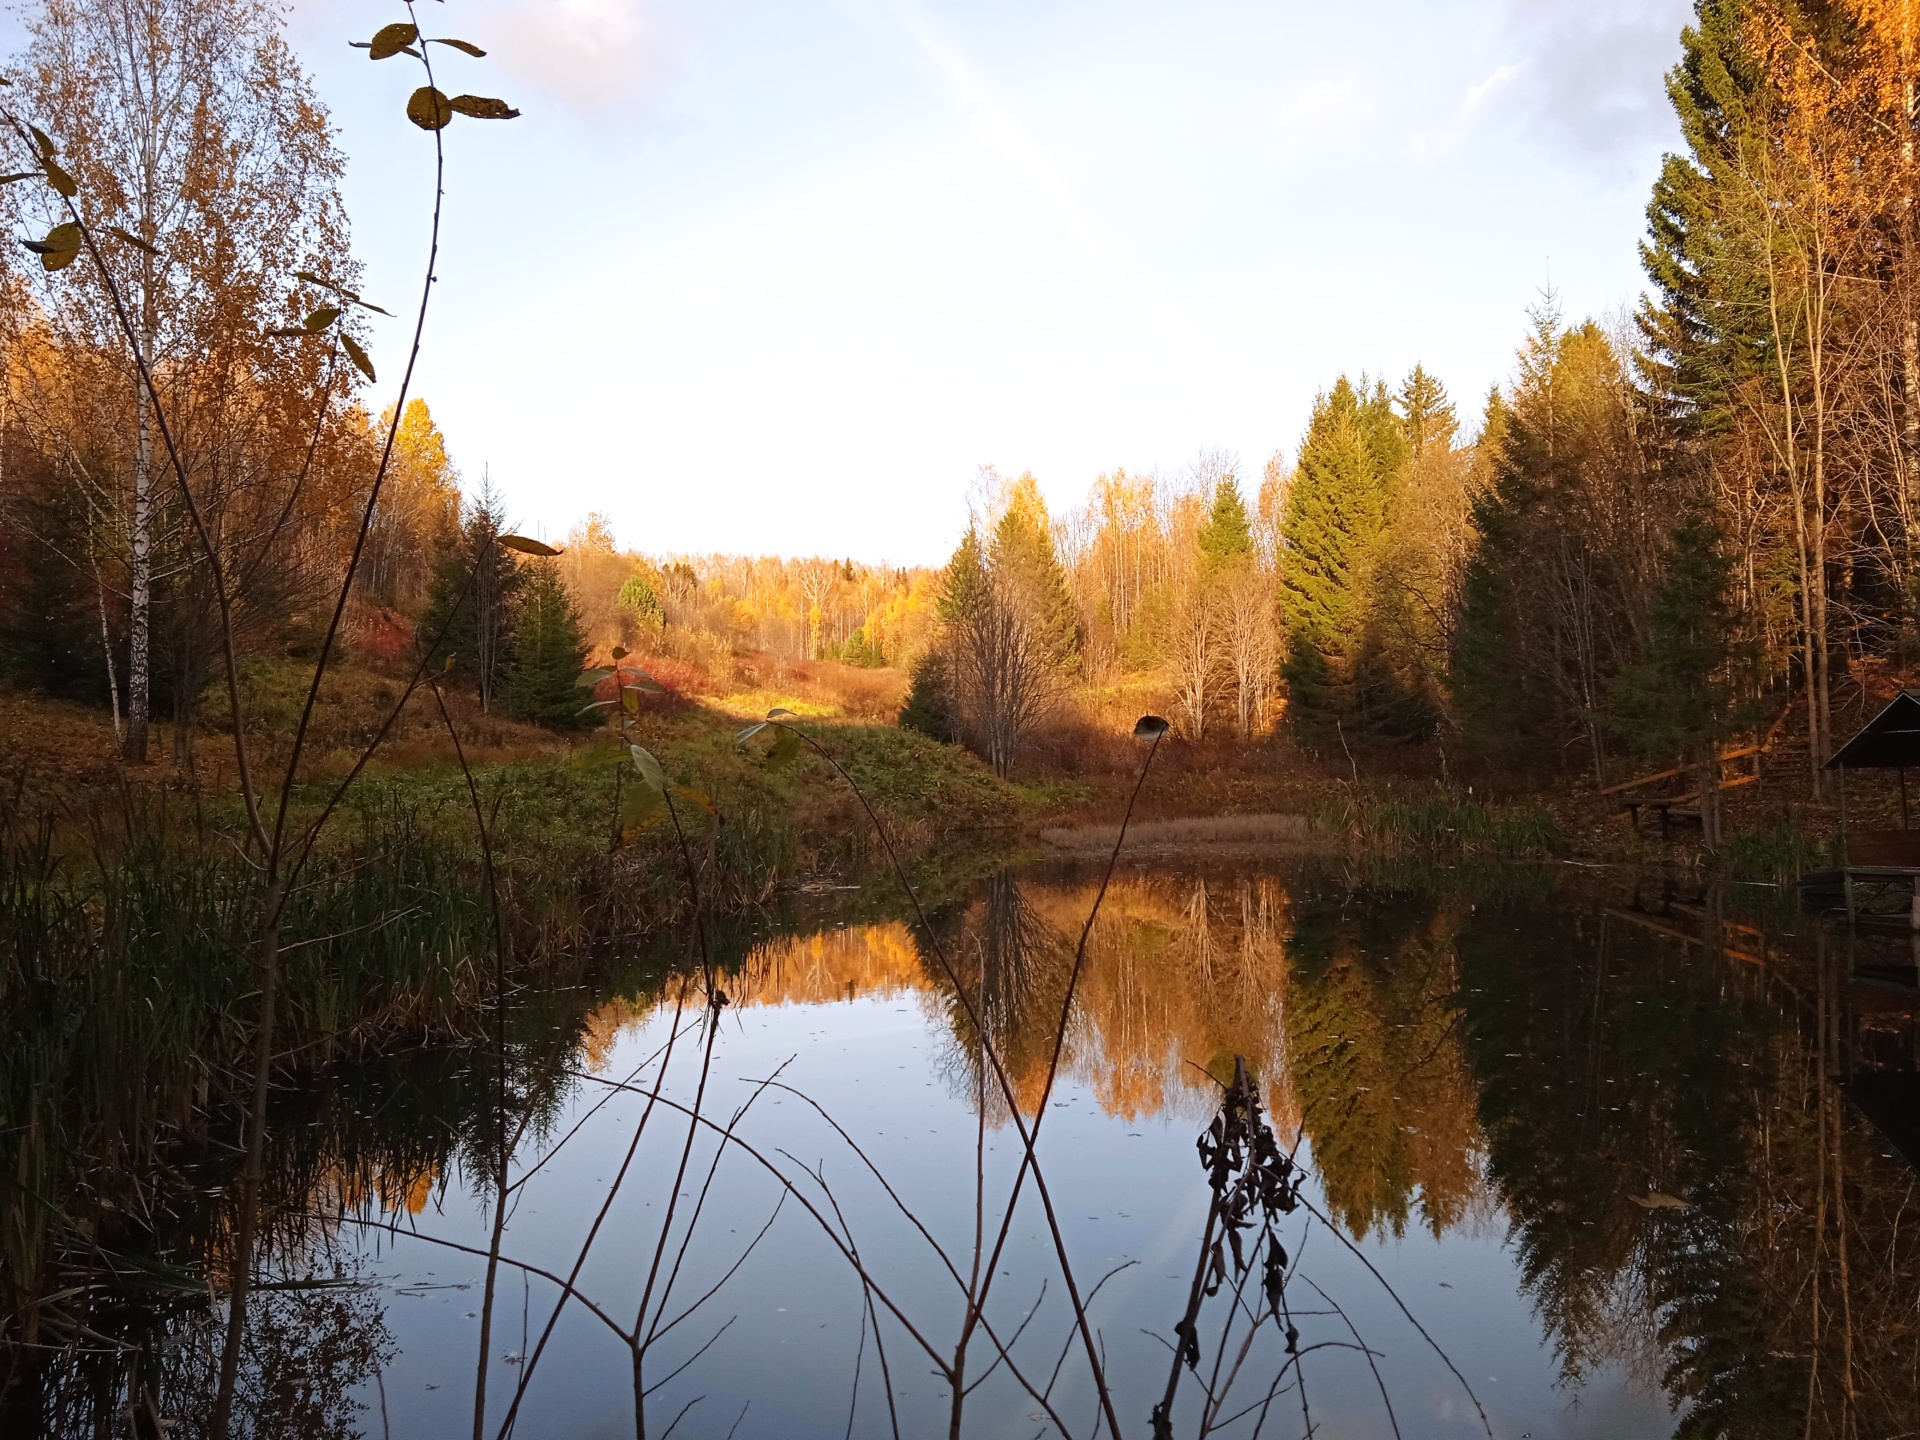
[1,0,351,762]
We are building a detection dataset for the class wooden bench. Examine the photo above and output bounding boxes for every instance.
[1616,773,1758,835]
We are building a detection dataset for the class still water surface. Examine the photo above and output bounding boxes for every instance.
[250,856,1920,1437]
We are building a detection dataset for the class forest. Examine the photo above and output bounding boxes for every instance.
[6,1,1920,1436]
[6,0,1919,847]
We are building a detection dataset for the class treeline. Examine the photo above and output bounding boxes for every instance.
[9,0,1919,799]
[915,0,1920,790]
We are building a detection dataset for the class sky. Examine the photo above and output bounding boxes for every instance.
[8,0,1701,564]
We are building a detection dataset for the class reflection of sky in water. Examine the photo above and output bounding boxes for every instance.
[351,874,1676,1439]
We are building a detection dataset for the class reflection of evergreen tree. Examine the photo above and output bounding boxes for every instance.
[1454,900,1856,1435]
[1283,883,1482,1239]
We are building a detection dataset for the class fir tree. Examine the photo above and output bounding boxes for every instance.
[939,527,990,626]
[1609,515,1744,763]
[1353,373,1412,517]
[503,558,591,728]
[0,464,115,705]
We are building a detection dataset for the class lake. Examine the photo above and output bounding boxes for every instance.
[15,852,1920,1438]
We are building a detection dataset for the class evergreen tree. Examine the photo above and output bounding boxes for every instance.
[1449,388,1533,749]
[1197,477,1255,573]
[1637,0,1772,435]
[939,527,990,626]
[419,485,521,710]
[503,558,590,728]
[841,626,885,668]
[616,574,665,633]
[0,464,115,705]
[1281,378,1396,726]
[1609,515,1745,766]
[898,647,958,742]
[1357,374,1412,500]
[1397,365,1458,460]
[990,474,1080,672]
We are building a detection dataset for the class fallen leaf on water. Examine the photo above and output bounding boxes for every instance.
[1630,1192,1692,1210]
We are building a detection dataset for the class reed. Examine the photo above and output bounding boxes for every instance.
[1317,789,1563,859]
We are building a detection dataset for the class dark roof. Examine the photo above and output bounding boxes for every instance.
[1829,692,1920,768]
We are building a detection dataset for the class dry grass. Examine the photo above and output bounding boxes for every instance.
[1038,812,1315,853]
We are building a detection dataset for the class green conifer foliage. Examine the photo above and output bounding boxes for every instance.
[504,558,591,728]
[1281,378,1397,725]
[1609,515,1743,762]
[1398,365,1458,460]
[990,476,1080,672]
[898,647,958,742]
[1197,477,1255,573]
[939,528,989,626]
[419,487,521,710]
[1638,0,1772,433]
[0,463,114,704]
[616,574,665,633]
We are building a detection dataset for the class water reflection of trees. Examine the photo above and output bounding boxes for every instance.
[1458,897,1920,1437]
[1,1022,576,1434]
[1283,884,1485,1239]
[31,862,1920,1434]
[711,866,1307,1126]
[749,863,1920,1436]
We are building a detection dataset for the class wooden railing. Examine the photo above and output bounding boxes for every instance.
[1601,700,1795,800]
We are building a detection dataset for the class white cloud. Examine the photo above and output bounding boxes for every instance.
[469,0,671,112]
[1413,63,1523,156]
[1467,0,1692,177]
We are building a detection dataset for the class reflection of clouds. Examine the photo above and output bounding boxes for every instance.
[471,0,672,112]
[1417,0,1691,177]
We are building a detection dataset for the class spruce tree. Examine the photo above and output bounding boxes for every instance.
[1397,365,1458,460]
[1197,477,1254,573]
[898,648,958,742]
[1281,378,1394,726]
[616,574,665,634]
[990,474,1080,672]
[418,486,521,709]
[1609,515,1748,844]
[503,558,590,728]
[939,527,990,626]
[0,467,115,704]
[1609,515,1742,763]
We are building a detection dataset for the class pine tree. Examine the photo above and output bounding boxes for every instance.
[503,558,591,728]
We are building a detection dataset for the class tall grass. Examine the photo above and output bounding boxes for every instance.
[1317,789,1563,859]
[1714,818,1836,885]
[0,784,543,1350]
